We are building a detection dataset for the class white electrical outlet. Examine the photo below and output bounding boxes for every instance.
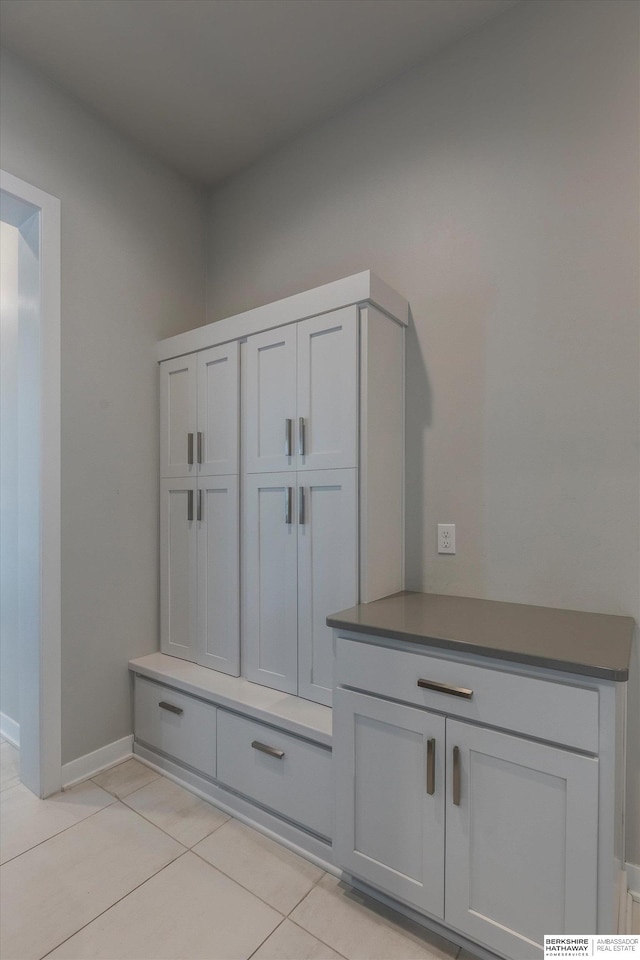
[438,523,456,554]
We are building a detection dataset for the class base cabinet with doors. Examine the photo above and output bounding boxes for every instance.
[331,598,631,960]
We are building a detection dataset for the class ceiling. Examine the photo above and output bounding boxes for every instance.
[0,0,518,185]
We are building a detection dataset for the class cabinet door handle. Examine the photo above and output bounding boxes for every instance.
[284,486,293,524]
[285,419,293,457]
[187,432,194,466]
[197,431,203,465]
[159,701,183,715]
[299,417,306,456]
[417,678,473,700]
[187,489,194,522]
[197,488,203,522]
[299,486,305,525]
[426,738,436,795]
[452,746,461,805]
[251,740,285,759]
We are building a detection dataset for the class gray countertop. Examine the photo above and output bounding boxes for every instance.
[327,591,635,681]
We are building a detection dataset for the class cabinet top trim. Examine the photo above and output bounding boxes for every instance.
[327,591,635,682]
[157,271,408,362]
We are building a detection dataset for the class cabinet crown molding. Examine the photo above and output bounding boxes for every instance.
[157,270,409,362]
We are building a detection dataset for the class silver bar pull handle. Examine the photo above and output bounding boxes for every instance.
[197,488,203,522]
[159,701,183,716]
[187,489,194,522]
[453,746,461,806]
[285,419,293,457]
[284,487,293,524]
[187,433,194,466]
[252,740,285,759]
[299,417,306,456]
[299,486,305,525]
[426,738,436,796]
[197,432,203,465]
[417,678,473,700]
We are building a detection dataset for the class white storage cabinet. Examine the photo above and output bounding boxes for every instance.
[158,273,407,706]
[333,632,625,960]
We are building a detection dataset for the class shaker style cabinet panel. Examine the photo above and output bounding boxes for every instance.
[197,342,239,476]
[334,688,446,918]
[244,307,358,474]
[445,720,599,958]
[160,344,239,478]
[243,473,299,694]
[297,470,358,705]
[196,476,240,676]
[296,307,358,471]
[160,356,197,478]
[160,478,197,661]
[244,325,297,474]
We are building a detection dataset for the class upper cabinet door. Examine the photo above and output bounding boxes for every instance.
[197,342,239,476]
[245,326,297,473]
[297,306,358,471]
[160,356,197,478]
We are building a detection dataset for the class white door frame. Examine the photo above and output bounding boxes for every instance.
[1,169,61,798]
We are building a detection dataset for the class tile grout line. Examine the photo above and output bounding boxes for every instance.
[0,793,120,867]
[37,848,191,960]
[286,916,350,959]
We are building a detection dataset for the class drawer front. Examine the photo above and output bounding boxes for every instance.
[335,637,599,753]
[216,711,333,839]
[134,675,217,778]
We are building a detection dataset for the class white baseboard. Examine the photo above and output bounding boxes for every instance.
[61,735,133,788]
[0,712,20,748]
[627,861,640,896]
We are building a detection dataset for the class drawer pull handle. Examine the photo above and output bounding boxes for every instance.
[187,489,194,522]
[251,740,285,759]
[159,701,183,716]
[284,487,293,525]
[453,745,461,806]
[426,737,436,796]
[417,678,473,699]
[187,432,194,466]
[299,417,306,456]
[197,431,203,465]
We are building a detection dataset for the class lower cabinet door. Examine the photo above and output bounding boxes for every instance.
[297,469,357,706]
[445,719,599,959]
[196,475,239,676]
[243,473,298,694]
[160,478,197,662]
[334,688,446,918]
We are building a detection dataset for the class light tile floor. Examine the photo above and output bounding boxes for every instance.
[0,744,481,960]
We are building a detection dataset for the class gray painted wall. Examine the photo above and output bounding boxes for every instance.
[0,48,207,765]
[205,0,640,862]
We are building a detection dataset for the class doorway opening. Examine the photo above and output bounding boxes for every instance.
[0,170,61,797]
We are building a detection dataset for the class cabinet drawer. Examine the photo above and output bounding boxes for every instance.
[134,676,217,778]
[216,711,333,839]
[335,637,599,753]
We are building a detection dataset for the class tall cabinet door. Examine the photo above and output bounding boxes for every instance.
[243,473,298,693]
[445,720,599,959]
[334,688,446,918]
[197,343,239,476]
[297,469,357,705]
[297,307,358,471]
[160,478,197,662]
[196,476,239,676]
[160,356,197,478]
[245,326,297,473]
